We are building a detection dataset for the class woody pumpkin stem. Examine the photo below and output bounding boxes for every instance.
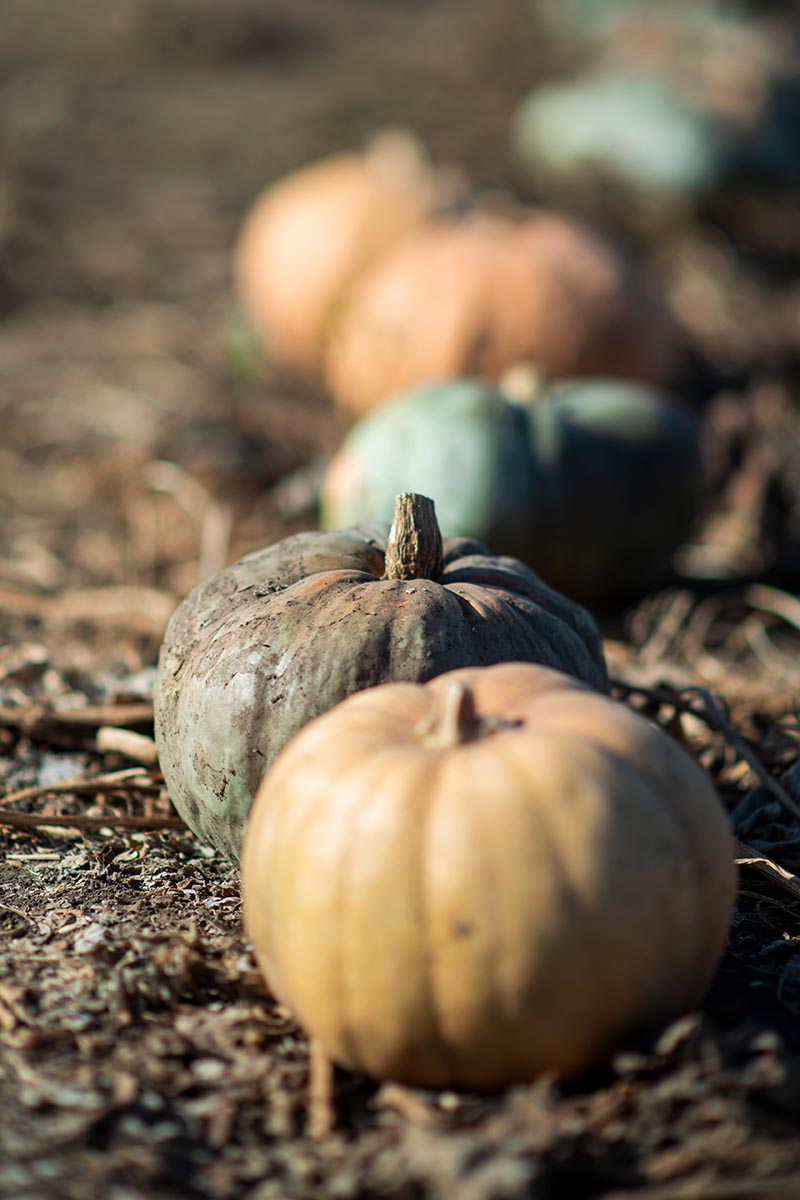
[418,682,481,749]
[384,493,444,581]
[417,680,523,748]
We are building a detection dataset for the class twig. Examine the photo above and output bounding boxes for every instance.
[745,583,800,635]
[734,838,800,903]
[0,767,162,808]
[605,1172,800,1199]
[638,591,695,666]
[377,1083,439,1126]
[0,811,184,832]
[0,902,33,924]
[0,702,154,735]
[0,584,176,636]
[96,727,158,765]
[308,1039,334,1139]
[742,620,800,684]
[681,686,800,823]
[614,680,800,824]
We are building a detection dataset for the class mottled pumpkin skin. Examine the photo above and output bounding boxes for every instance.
[242,662,736,1088]
[321,378,703,605]
[154,529,607,858]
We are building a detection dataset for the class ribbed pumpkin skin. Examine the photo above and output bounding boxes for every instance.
[324,212,677,417]
[321,378,703,605]
[525,380,704,602]
[242,662,736,1088]
[154,530,607,858]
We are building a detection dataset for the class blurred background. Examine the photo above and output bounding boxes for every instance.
[1,0,800,680]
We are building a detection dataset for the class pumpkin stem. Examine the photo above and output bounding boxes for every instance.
[365,127,427,187]
[499,362,548,407]
[418,681,481,748]
[417,681,523,748]
[384,493,444,581]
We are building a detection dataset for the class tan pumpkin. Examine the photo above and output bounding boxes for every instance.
[324,211,678,417]
[242,662,736,1089]
[233,131,448,378]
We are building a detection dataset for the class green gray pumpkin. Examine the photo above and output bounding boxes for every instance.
[321,378,703,605]
[511,70,734,199]
[522,1,800,195]
[154,494,608,858]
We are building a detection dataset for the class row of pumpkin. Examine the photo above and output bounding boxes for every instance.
[154,494,736,1090]
[234,132,678,408]
[151,135,739,1093]
[233,137,707,608]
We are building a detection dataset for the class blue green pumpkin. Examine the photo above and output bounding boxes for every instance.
[511,71,735,200]
[321,377,703,605]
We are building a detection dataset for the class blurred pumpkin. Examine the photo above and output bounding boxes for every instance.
[513,0,797,201]
[324,211,678,417]
[233,130,449,378]
[511,70,735,199]
[154,494,607,857]
[242,661,736,1088]
[321,376,703,605]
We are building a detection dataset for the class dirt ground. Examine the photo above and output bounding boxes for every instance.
[3,2,800,1197]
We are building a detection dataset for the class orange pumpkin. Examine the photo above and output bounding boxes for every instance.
[242,662,735,1088]
[233,131,447,378]
[324,211,678,416]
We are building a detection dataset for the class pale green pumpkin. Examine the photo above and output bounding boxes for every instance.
[321,377,703,605]
[511,71,734,199]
